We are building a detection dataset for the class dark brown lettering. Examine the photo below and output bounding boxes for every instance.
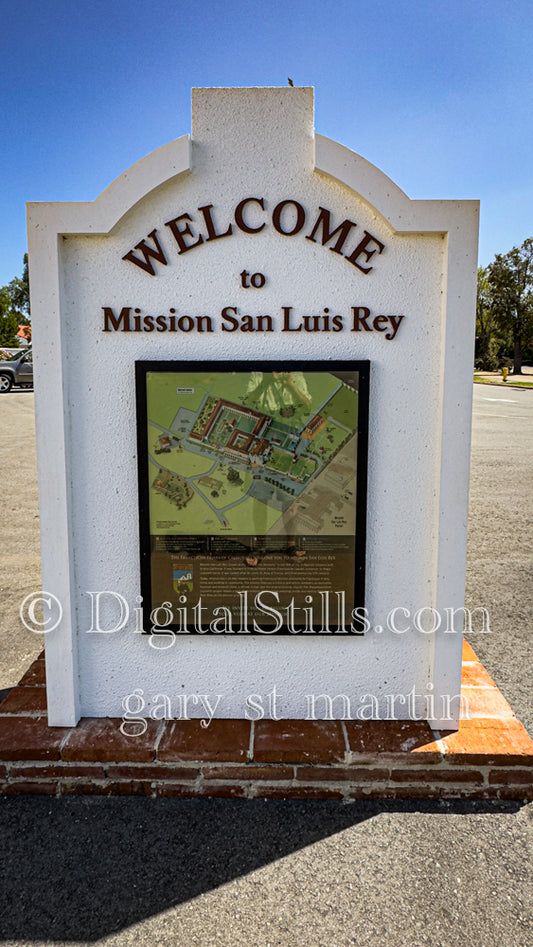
[221,306,239,331]
[351,307,372,332]
[306,207,356,255]
[385,315,404,340]
[281,306,301,332]
[164,213,204,253]
[102,306,131,331]
[256,314,273,331]
[198,204,232,242]
[272,200,306,236]
[235,197,265,234]
[345,231,385,273]
[196,315,214,333]
[122,230,168,276]
[373,315,389,332]
[122,200,387,276]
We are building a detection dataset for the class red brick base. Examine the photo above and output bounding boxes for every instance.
[0,643,531,799]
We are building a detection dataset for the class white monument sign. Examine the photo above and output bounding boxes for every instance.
[27,88,478,727]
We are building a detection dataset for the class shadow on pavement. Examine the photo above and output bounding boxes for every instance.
[0,796,524,942]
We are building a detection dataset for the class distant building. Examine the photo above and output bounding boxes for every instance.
[16,326,31,347]
[190,397,272,465]
[199,475,223,492]
[301,414,326,439]
[296,490,343,531]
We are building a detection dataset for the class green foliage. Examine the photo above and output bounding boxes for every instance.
[487,239,533,374]
[0,288,20,346]
[476,240,533,373]
[8,254,30,319]
[0,254,31,346]
[475,266,504,370]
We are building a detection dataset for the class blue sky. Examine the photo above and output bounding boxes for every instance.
[1,0,532,287]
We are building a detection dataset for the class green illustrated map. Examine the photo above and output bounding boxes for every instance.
[146,369,359,537]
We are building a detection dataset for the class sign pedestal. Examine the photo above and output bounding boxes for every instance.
[0,642,532,800]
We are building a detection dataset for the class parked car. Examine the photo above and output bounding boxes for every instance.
[0,348,33,392]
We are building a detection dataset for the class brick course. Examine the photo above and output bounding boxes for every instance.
[0,644,531,800]
[158,719,250,762]
[254,719,345,763]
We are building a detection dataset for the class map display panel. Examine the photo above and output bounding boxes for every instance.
[136,361,369,635]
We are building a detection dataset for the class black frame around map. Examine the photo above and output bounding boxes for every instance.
[136,360,369,635]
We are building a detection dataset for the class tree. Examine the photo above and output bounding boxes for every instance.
[475,266,500,370]
[8,253,30,321]
[0,254,31,346]
[487,238,533,375]
[0,288,20,346]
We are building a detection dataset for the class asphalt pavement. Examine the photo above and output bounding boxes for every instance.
[0,385,531,947]
[465,384,533,734]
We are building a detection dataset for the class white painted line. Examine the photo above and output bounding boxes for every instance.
[481,397,518,403]
[474,413,527,420]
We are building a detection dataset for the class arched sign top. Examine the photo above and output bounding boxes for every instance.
[28,87,477,241]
